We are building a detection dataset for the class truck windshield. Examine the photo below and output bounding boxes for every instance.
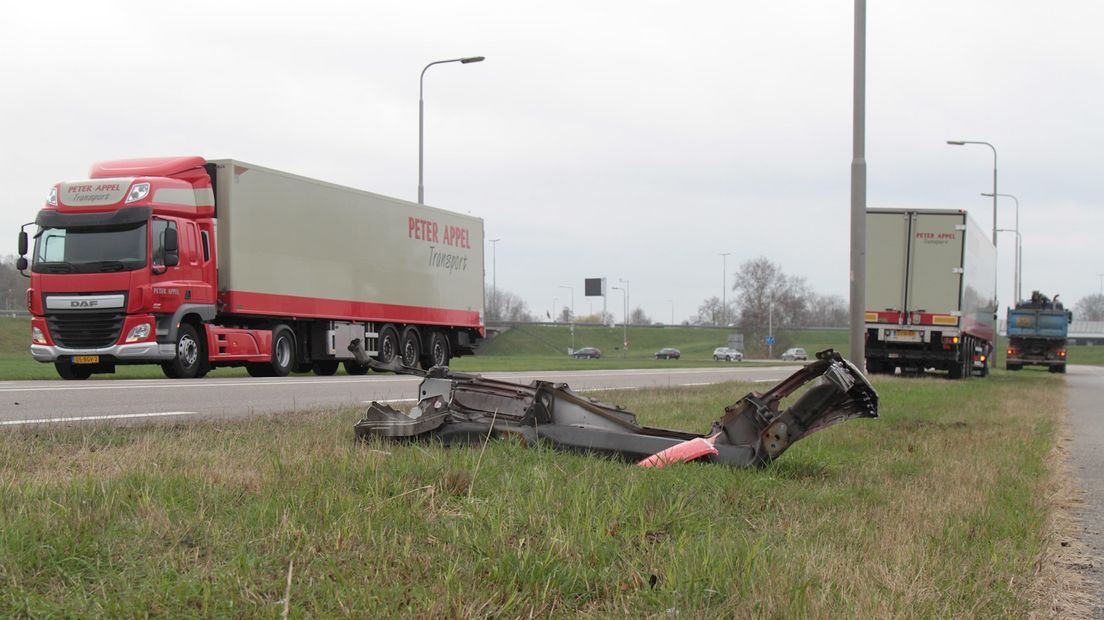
[32,222,148,273]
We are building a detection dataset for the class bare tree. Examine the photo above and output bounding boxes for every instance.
[485,286,534,322]
[805,293,848,328]
[1075,294,1104,322]
[733,257,809,331]
[629,307,652,325]
[695,296,738,326]
[0,256,26,312]
[558,306,572,323]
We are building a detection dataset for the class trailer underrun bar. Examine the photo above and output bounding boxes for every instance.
[352,347,878,468]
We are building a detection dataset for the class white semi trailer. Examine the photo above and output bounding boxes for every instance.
[19,156,484,379]
[864,208,996,378]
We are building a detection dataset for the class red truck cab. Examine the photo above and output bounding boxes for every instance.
[21,156,219,379]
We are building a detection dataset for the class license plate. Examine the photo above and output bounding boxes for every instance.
[896,330,917,337]
[72,355,100,364]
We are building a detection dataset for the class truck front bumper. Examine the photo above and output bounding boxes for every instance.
[31,342,176,363]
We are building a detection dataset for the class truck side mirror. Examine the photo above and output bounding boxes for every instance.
[1068,310,1074,324]
[17,231,28,256]
[163,227,179,267]
[16,256,28,271]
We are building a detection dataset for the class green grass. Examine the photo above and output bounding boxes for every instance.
[0,371,1062,616]
[0,317,840,379]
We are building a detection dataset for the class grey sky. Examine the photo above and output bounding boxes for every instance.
[2,1,1101,321]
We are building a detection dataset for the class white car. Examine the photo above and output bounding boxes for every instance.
[713,347,743,362]
[781,347,808,361]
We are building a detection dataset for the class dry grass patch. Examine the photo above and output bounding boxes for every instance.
[0,371,1066,617]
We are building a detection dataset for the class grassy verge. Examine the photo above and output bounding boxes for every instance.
[0,371,1061,616]
[0,317,834,380]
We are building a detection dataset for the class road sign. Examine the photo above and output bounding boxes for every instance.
[765,335,776,345]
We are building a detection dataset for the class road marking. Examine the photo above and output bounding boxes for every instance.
[0,411,197,426]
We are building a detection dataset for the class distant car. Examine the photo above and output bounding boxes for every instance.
[712,347,743,362]
[572,347,602,359]
[781,347,808,361]
[654,347,681,360]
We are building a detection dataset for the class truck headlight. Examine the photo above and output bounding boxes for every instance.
[125,183,150,204]
[125,323,152,343]
[32,326,47,344]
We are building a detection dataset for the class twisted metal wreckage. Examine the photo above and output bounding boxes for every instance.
[351,344,878,468]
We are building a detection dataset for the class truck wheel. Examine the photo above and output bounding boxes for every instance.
[400,327,421,368]
[269,327,294,377]
[422,331,450,368]
[313,360,339,376]
[163,324,204,379]
[55,362,92,380]
[1006,363,1022,371]
[377,325,400,365]
[343,360,370,375]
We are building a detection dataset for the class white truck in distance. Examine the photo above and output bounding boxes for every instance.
[864,208,996,378]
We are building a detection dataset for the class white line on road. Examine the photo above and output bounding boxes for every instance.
[0,411,197,426]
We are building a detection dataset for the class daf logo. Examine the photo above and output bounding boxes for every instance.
[70,300,98,308]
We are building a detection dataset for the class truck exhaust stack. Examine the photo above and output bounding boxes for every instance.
[353,349,878,468]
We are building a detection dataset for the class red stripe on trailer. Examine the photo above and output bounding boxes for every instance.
[220,290,483,331]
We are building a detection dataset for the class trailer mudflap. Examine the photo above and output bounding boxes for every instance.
[353,348,878,468]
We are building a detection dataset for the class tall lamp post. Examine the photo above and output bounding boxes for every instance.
[983,192,1021,302]
[997,229,1021,307]
[720,252,731,326]
[488,238,500,320]
[668,299,675,325]
[618,278,630,325]
[560,285,575,352]
[612,286,627,358]
[850,0,867,372]
[419,56,485,205]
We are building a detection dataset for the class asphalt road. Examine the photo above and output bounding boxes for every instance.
[0,365,795,427]
[1066,364,1104,614]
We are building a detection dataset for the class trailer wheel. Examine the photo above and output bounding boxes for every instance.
[269,326,295,377]
[343,360,370,375]
[1006,363,1022,371]
[1050,364,1067,374]
[163,324,204,379]
[55,362,92,380]
[400,327,421,369]
[313,360,339,376]
[422,331,450,368]
[377,325,400,365]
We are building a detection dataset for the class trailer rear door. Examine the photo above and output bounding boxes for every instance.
[907,212,964,314]
[866,211,910,313]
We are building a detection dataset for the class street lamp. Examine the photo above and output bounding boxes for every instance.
[622,275,631,324]
[668,299,674,325]
[996,229,1021,306]
[720,252,731,326]
[983,192,1021,302]
[488,238,500,320]
[612,286,627,358]
[1098,273,1104,296]
[419,56,485,205]
[560,285,575,352]
[947,139,999,312]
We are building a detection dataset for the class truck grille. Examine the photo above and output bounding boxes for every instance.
[47,313,125,349]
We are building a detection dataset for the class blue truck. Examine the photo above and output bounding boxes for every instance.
[1005,291,1072,373]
